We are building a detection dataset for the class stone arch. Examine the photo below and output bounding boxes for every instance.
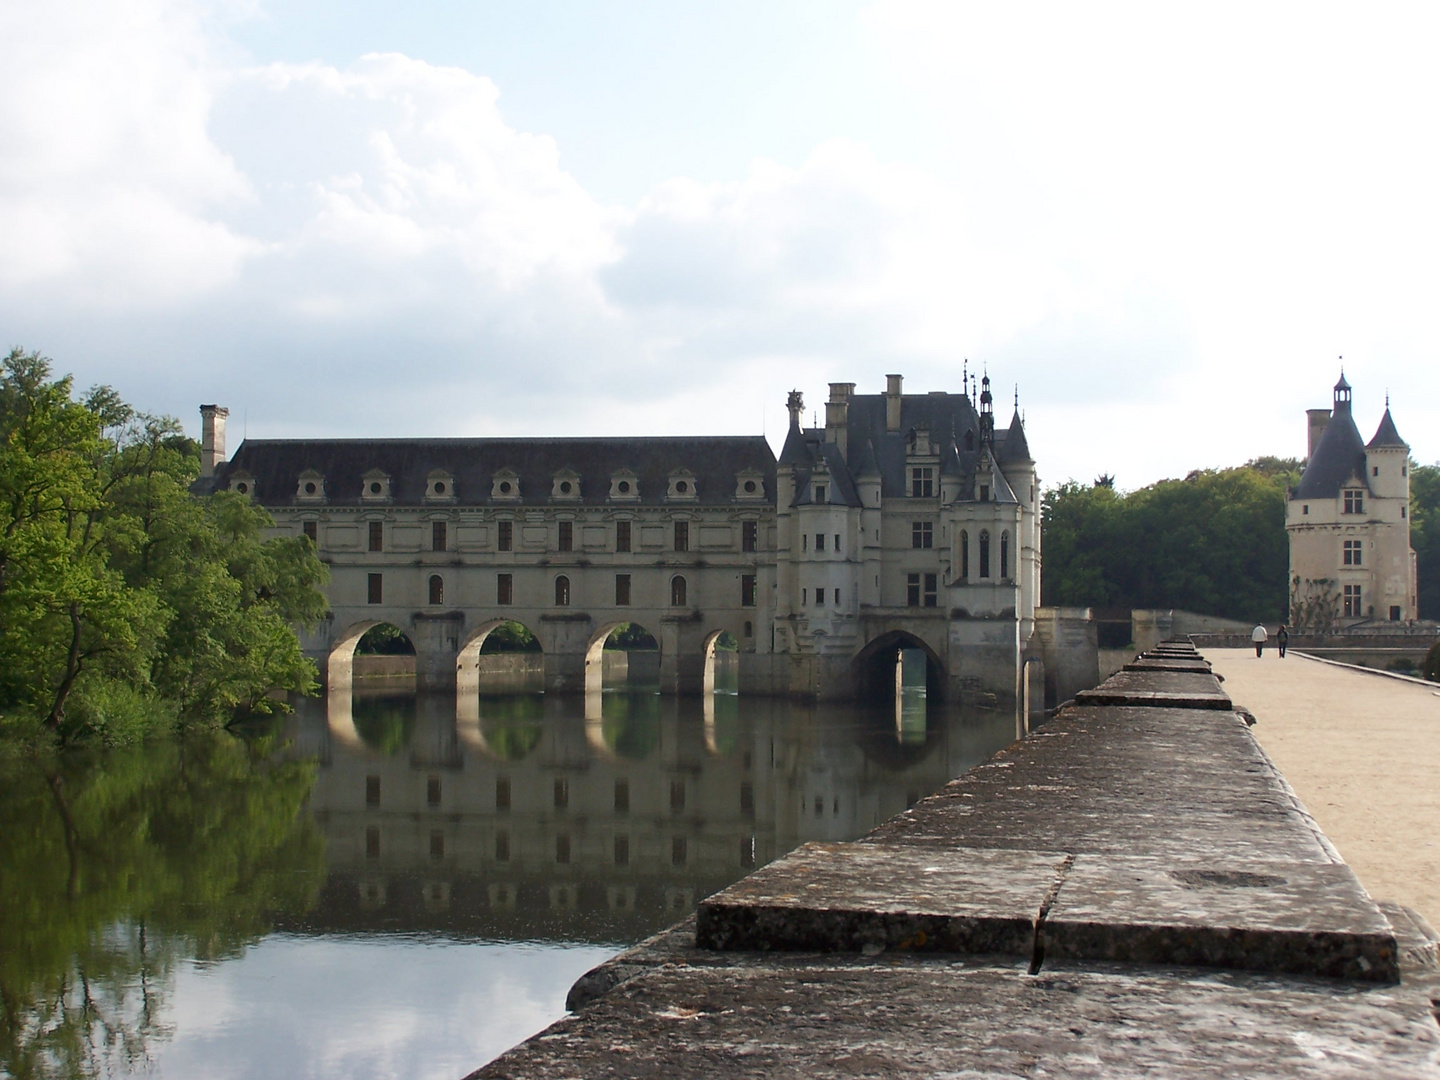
[455,619,543,698]
[701,628,740,695]
[584,621,661,695]
[328,620,415,692]
[853,630,946,701]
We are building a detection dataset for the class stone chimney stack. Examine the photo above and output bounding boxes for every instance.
[825,382,854,458]
[885,374,903,432]
[200,404,229,478]
[786,390,804,431]
[1306,408,1330,460]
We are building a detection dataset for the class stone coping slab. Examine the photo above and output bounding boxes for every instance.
[1045,856,1399,983]
[1075,669,1231,709]
[479,958,1440,1079]
[695,842,1066,956]
[1125,658,1216,673]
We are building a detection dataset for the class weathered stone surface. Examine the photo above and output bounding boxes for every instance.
[696,842,1067,955]
[1125,657,1216,673]
[1075,669,1231,709]
[476,957,1440,1079]
[1045,856,1398,982]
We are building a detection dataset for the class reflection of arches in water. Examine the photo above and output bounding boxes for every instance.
[853,631,945,701]
[351,693,416,754]
[702,629,740,695]
[583,622,660,695]
[857,696,945,769]
[703,688,741,755]
[455,620,544,702]
[583,689,661,760]
[329,620,415,690]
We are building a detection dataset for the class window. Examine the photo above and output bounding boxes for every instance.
[1343,539,1362,566]
[367,573,382,604]
[1374,466,1379,477]
[366,827,380,859]
[495,832,510,861]
[428,575,443,605]
[907,573,920,606]
[1343,583,1363,617]
[979,530,991,578]
[801,588,807,606]
[744,620,753,637]
[427,775,442,807]
[497,573,513,605]
[670,780,686,812]
[815,533,826,552]
[495,778,511,810]
[912,521,933,549]
[303,520,317,543]
[498,520,513,551]
[1303,505,1309,515]
[1402,506,1407,519]
[910,467,934,497]
[616,520,631,552]
[834,588,841,606]
[815,587,825,606]
[802,534,808,552]
[672,837,687,865]
[740,782,755,815]
[430,830,445,859]
[959,530,969,580]
[813,484,827,502]
[741,574,757,606]
[614,779,629,812]
[432,521,446,551]
[674,521,689,551]
[554,575,571,606]
[742,520,758,552]
[671,575,687,607]
[1343,489,1364,514]
[923,573,937,607]
[614,836,630,866]
[368,521,383,551]
[1390,605,1402,621]
[1000,531,1010,579]
[979,485,990,502]
[554,778,569,809]
[556,835,571,864]
[366,775,381,807]
[558,520,573,551]
[615,574,631,605]
[834,533,841,552]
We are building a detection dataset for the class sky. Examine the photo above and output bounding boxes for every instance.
[2,0,1437,489]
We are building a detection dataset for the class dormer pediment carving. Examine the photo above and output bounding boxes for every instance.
[735,469,766,500]
[361,468,392,502]
[491,468,521,501]
[296,468,326,502]
[609,469,640,501]
[666,469,697,501]
[425,469,455,502]
[551,468,581,501]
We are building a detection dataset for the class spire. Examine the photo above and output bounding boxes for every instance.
[998,407,1032,464]
[1334,364,1352,412]
[979,370,994,444]
[1367,407,1408,450]
[779,390,809,467]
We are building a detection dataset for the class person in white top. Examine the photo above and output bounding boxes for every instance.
[1251,623,1269,658]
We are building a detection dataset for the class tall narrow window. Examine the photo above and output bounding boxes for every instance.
[303,520,318,543]
[616,520,631,552]
[670,780,686,812]
[367,573,382,604]
[815,587,825,606]
[959,530,969,580]
[427,775,442,807]
[674,521,689,552]
[813,484,827,502]
[923,573,938,607]
[1000,531,1010,579]
[428,575,443,605]
[368,521,384,551]
[742,520,758,552]
[979,484,990,502]
[558,520,573,551]
[741,574,757,607]
[556,835,571,864]
[907,573,921,607]
[554,778,569,808]
[614,835,630,866]
[554,575,571,606]
[495,832,510,861]
[1343,489,1364,514]
[979,530,991,578]
[1343,583,1363,617]
[910,467,934,497]
[672,837,687,865]
[497,573,513,605]
[366,775,381,807]
[498,520,513,551]
[815,533,826,552]
[614,779,630,812]
[495,778,511,810]
[912,521,933,548]
[1343,539,1363,566]
[671,575,687,607]
[432,521,447,551]
[615,574,631,605]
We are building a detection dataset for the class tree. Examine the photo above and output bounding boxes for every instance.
[1411,461,1440,620]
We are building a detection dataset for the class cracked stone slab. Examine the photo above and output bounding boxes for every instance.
[1075,669,1231,709]
[696,842,1067,955]
[474,959,1440,1080]
[1044,856,1399,982]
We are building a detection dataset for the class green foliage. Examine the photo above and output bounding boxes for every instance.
[1411,461,1440,620]
[0,348,329,745]
[0,734,324,1077]
[354,622,415,655]
[479,620,541,653]
[605,622,659,651]
[1042,462,1292,623]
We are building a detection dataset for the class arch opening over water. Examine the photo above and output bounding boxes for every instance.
[456,620,545,703]
[329,620,416,693]
[584,622,660,695]
[703,630,740,695]
[853,631,945,702]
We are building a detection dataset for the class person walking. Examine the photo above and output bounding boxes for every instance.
[1251,623,1268,658]
[1276,624,1289,658]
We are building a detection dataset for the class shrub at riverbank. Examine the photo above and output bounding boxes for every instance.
[0,348,329,747]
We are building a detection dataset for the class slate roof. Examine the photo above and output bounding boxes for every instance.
[1366,408,1408,450]
[200,437,777,507]
[1292,404,1367,500]
[998,409,1032,464]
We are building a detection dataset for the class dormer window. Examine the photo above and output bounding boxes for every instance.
[361,469,392,502]
[229,470,256,498]
[425,470,455,502]
[492,469,521,501]
[551,470,581,501]
[609,470,640,501]
[667,470,698,500]
[296,469,325,502]
[813,483,827,503]
[1343,489,1364,514]
[735,471,766,500]
[909,467,934,497]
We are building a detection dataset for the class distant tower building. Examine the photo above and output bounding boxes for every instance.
[1286,374,1417,627]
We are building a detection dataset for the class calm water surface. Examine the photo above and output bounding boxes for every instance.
[0,682,1013,1080]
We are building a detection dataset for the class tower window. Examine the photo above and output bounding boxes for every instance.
[558,520,573,551]
[368,521,383,551]
[979,530,991,578]
[1374,466,1379,476]
[813,484,827,502]
[616,520,631,552]
[432,521,446,551]
[959,530,970,580]
[910,467,934,497]
[815,587,825,606]
[1343,539,1362,566]
[1000,531,1010,579]
[912,521,933,549]
[742,520,758,552]
[1343,489,1364,514]
[815,533,825,552]
[979,485,990,502]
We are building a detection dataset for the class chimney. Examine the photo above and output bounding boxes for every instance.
[825,382,854,457]
[885,373,903,432]
[200,404,229,478]
[1306,408,1330,460]
[786,390,804,431]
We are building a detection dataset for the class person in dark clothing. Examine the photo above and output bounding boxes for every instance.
[1277,625,1288,658]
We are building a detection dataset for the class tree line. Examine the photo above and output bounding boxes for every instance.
[1042,457,1440,626]
[0,349,328,746]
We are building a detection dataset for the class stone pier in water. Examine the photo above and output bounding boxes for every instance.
[469,642,1440,1078]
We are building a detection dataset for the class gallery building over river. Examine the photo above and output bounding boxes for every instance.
[196,373,1046,701]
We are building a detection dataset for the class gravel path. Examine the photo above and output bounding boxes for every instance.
[1207,647,1440,928]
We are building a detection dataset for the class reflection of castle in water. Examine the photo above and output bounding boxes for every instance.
[288,687,1013,943]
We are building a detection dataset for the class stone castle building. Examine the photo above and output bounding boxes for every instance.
[1287,374,1417,627]
[196,372,1043,701]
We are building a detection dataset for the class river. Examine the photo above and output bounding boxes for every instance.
[0,678,1014,1080]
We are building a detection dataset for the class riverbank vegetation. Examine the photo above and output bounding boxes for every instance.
[0,348,328,748]
[1043,458,1440,624]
